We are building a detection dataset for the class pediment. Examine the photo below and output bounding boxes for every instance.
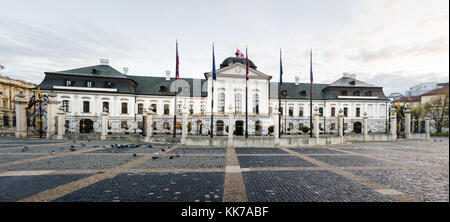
[204,63,272,80]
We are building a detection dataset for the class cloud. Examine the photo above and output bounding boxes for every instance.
[348,35,449,63]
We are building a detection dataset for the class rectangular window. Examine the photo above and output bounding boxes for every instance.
[189,104,194,114]
[319,107,324,117]
[164,104,170,115]
[343,107,348,117]
[83,101,90,113]
[356,107,360,117]
[299,107,303,117]
[354,91,360,96]
[289,107,293,117]
[62,100,69,112]
[150,104,157,113]
[201,105,206,113]
[103,102,109,113]
[121,102,128,114]
[366,91,372,96]
[138,104,143,114]
[331,107,335,117]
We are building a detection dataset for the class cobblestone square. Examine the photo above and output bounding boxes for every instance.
[0,137,447,202]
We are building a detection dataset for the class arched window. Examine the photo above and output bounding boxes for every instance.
[235,93,242,113]
[121,102,128,114]
[218,93,225,113]
[83,101,90,113]
[103,102,109,113]
[253,94,259,114]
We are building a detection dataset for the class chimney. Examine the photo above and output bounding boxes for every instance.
[343,72,356,79]
[100,59,109,65]
[295,76,300,85]
[123,67,129,75]
[165,70,171,81]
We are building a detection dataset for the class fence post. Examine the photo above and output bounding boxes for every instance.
[46,93,59,139]
[100,107,108,140]
[389,105,397,141]
[313,107,320,138]
[56,107,66,140]
[274,109,280,147]
[228,113,234,147]
[424,117,430,140]
[404,105,411,139]
[181,107,188,145]
[13,93,28,138]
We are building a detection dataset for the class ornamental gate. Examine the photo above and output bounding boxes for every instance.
[26,88,49,138]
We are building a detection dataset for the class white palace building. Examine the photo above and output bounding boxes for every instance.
[38,54,390,136]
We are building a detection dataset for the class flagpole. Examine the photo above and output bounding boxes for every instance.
[279,48,282,138]
[309,49,313,138]
[173,40,179,138]
[245,45,249,139]
[211,43,215,138]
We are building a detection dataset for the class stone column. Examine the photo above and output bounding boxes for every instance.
[13,93,28,138]
[228,113,234,147]
[181,107,188,145]
[141,109,148,137]
[363,112,368,136]
[389,105,397,140]
[274,107,280,147]
[338,109,344,137]
[424,117,430,140]
[100,107,109,140]
[56,107,66,140]
[404,105,411,139]
[313,107,320,138]
[46,93,60,139]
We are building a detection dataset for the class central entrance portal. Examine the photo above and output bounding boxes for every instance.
[235,120,244,136]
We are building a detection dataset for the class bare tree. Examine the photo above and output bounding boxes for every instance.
[423,92,449,133]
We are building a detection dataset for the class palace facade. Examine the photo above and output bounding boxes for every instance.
[38,55,390,135]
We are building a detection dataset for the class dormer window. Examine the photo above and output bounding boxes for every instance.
[300,90,307,96]
[65,80,72,86]
[349,80,356,85]
[159,86,168,92]
[365,91,372,96]
[86,81,93,88]
[341,90,347,96]
[91,68,99,74]
[354,91,360,96]
[105,81,113,88]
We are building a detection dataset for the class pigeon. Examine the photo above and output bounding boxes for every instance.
[161,148,166,152]
[111,144,115,148]
[133,153,137,157]
[70,147,76,151]
[88,139,91,142]
[135,144,142,148]
[22,147,29,152]
[93,145,99,148]
[175,153,180,158]
[70,145,75,148]
[60,147,64,150]
[51,150,55,155]
[169,155,174,159]
[152,156,159,160]
[81,143,86,147]
[147,144,153,148]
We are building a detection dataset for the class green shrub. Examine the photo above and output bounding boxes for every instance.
[301,126,310,133]
[430,132,449,137]
[268,125,274,134]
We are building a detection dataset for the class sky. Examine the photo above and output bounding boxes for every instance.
[0,0,448,95]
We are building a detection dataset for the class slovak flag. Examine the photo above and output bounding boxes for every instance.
[237,49,245,58]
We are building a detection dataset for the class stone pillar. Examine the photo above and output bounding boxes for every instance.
[100,107,108,140]
[141,109,148,137]
[46,93,60,139]
[13,93,28,138]
[181,107,188,145]
[363,112,368,136]
[424,117,430,140]
[227,113,234,147]
[274,110,280,147]
[338,109,344,137]
[389,105,397,140]
[313,107,320,138]
[56,107,66,140]
[404,106,411,139]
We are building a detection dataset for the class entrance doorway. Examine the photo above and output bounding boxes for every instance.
[216,120,224,136]
[79,119,94,133]
[196,120,203,135]
[353,122,362,134]
[235,120,244,136]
